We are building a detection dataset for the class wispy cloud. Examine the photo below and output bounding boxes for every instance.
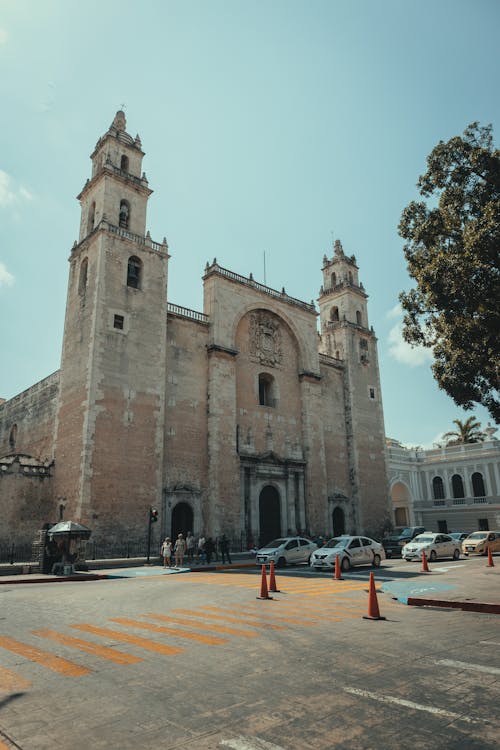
[386,304,432,367]
[0,261,14,288]
[0,170,34,207]
[0,28,8,45]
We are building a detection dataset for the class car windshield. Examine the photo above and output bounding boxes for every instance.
[387,528,409,539]
[263,539,286,548]
[467,532,488,540]
[413,535,434,543]
[324,537,350,549]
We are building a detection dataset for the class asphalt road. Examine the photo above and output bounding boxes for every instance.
[1,559,499,750]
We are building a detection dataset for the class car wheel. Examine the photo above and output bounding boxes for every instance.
[429,550,437,562]
[341,556,350,572]
[452,548,460,560]
[372,553,381,567]
[277,556,286,568]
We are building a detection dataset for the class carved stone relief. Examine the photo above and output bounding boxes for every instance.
[249,312,283,368]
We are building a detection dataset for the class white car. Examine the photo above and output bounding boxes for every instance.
[402,533,461,562]
[310,535,385,572]
[255,537,317,567]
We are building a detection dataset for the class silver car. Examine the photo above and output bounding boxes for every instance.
[402,533,461,562]
[310,535,385,572]
[256,537,318,567]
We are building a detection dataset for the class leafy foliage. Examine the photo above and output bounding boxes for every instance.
[399,123,500,421]
[442,417,486,445]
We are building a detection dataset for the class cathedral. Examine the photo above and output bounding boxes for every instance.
[0,111,390,549]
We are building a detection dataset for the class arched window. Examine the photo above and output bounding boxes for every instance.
[258,373,276,407]
[9,424,17,451]
[78,257,88,296]
[119,200,130,229]
[472,472,486,497]
[348,271,353,284]
[87,201,95,234]
[127,256,142,289]
[356,310,362,325]
[451,474,464,498]
[330,306,339,322]
[330,272,336,288]
[432,476,445,500]
[120,155,129,172]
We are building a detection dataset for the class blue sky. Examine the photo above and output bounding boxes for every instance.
[0,0,498,447]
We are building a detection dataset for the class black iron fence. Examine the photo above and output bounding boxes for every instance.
[0,542,34,565]
[1,533,252,565]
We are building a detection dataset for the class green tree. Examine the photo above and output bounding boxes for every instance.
[399,123,500,422]
[442,416,486,445]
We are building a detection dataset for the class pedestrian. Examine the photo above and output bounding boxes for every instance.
[197,535,206,563]
[219,534,232,565]
[186,531,195,563]
[161,537,172,567]
[205,536,215,565]
[174,533,186,567]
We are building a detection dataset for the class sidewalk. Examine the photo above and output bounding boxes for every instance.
[381,557,500,615]
[0,552,256,584]
[1,555,498,615]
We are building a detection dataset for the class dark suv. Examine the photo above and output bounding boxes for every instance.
[383,526,426,558]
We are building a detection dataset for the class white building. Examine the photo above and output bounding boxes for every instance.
[387,434,500,533]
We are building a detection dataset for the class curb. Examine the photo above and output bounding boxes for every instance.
[0,573,106,585]
[0,562,257,584]
[407,597,500,615]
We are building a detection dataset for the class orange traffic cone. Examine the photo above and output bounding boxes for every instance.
[487,545,495,568]
[256,564,273,600]
[334,554,343,580]
[363,571,386,620]
[421,550,430,573]
[269,560,280,592]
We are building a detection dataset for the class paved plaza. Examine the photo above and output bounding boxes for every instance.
[0,558,499,749]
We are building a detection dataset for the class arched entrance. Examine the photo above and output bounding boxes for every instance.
[332,506,345,536]
[171,502,193,541]
[390,481,411,527]
[259,486,281,546]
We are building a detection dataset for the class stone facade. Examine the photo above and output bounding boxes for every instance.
[387,436,500,533]
[0,112,391,548]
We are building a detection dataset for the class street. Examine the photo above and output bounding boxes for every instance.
[1,558,499,749]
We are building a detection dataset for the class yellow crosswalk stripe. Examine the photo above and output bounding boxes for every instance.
[0,636,90,677]
[143,613,258,638]
[172,609,285,629]
[109,618,227,645]
[199,606,318,626]
[32,629,143,664]
[0,666,31,692]
[70,624,183,655]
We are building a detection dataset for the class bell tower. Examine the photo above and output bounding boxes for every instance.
[54,111,169,541]
[318,239,389,536]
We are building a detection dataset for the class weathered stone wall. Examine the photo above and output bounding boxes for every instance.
[0,372,59,461]
[54,227,169,543]
[163,313,209,535]
[0,456,54,546]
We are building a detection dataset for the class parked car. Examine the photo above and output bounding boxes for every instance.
[382,526,426,558]
[449,532,469,543]
[255,537,318,567]
[402,533,461,562]
[462,531,500,556]
[310,535,385,572]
